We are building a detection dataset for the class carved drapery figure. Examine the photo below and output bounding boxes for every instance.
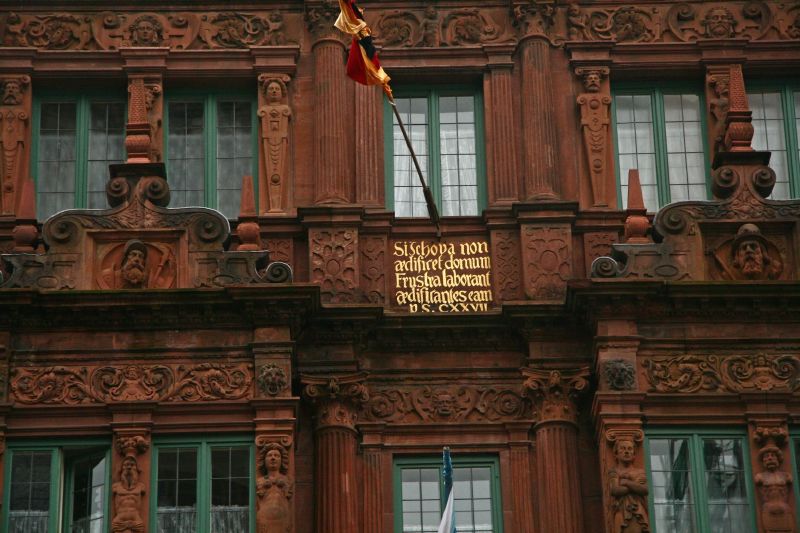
[708,73,730,154]
[112,436,148,533]
[607,432,650,533]
[576,67,612,207]
[0,76,30,214]
[256,439,293,533]
[258,75,291,213]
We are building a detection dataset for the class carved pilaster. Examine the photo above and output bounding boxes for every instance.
[507,423,535,533]
[307,1,351,204]
[521,224,572,301]
[361,426,386,533]
[518,38,560,200]
[255,434,295,533]
[0,75,31,215]
[575,67,613,208]
[751,422,797,533]
[523,366,589,533]
[355,82,383,206]
[603,428,650,533]
[112,432,150,533]
[258,74,293,214]
[302,373,368,533]
[484,45,519,204]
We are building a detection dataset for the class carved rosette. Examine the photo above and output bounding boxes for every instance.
[522,367,590,425]
[302,373,369,431]
[309,229,358,303]
[0,75,31,215]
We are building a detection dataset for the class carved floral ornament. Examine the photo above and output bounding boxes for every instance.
[301,373,369,429]
[643,353,800,393]
[522,367,590,424]
[0,11,294,50]
[10,363,253,404]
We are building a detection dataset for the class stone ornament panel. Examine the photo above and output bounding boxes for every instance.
[10,363,253,404]
[361,384,533,424]
[642,353,800,393]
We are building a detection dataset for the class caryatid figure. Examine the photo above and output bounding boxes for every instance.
[0,76,30,214]
[256,441,293,533]
[608,436,650,533]
[755,444,795,533]
[258,75,292,213]
[111,456,146,533]
[576,67,612,207]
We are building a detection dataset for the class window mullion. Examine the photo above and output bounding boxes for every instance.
[205,95,216,210]
[689,435,710,532]
[652,90,671,207]
[49,448,61,533]
[75,98,90,209]
[429,90,442,209]
[474,88,487,213]
[198,443,210,533]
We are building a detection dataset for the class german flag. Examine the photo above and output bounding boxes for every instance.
[334,0,392,97]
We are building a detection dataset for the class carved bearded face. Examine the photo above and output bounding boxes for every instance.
[266,449,282,472]
[432,391,456,416]
[583,72,602,92]
[734,238,765,278]
[762,450,780,471]
[122,247,148,286]
[2,80,22,105]
[614,439,635,465]
[703,8,736,38]
[121,457,139,485]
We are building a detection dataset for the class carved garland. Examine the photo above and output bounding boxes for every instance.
[10,363,253,404]
[643,354,800,393]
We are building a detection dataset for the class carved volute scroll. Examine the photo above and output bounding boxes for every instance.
[258,74,292,214]
[521,367,590,425]
[605,429,650,533]
[575,67,612,208]
[112,434,149,533]
[0,75,31,215]
[301,373,369,431]
[753,426,796,533]
[256,435,294,533]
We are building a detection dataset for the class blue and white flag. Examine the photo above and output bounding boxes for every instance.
[437,447,456,533]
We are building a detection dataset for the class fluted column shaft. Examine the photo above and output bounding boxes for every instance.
[519,38,559,200]
[313,40,351,204]
[362,447,384,533]
[508,442,535,533]
[535,421,583,533]
[355,83,383,206]
[485,61,520,204]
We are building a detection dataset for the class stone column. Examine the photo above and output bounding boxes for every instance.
[522,367,590,533]
[355,83,383,206]
[0,74,32,214]
[307,2,352,204]
[302,373,369,533]
[484,45,519,205]
[518,37,560,200]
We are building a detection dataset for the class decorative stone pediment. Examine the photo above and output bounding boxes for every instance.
[1,165,291,290]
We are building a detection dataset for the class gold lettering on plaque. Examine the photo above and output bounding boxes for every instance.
[393,240,493,313]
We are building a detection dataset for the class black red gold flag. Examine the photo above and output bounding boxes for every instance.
[334,0,392,96]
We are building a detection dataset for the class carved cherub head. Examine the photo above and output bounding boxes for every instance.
[613,438,636,466]
[731,224,780,280]
[759,445,783,471]
[121,240,148,287]
[130,15,164,46]
[702,7,736,38]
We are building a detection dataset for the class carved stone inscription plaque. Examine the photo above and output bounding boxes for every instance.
[392,239,492,313]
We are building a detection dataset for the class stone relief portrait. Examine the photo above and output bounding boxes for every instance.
[98,239,177,289]
[712,223,784,281]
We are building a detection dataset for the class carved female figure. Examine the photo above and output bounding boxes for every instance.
[257,76,291,213]
[256,443,293,533]
[609,438,650,533]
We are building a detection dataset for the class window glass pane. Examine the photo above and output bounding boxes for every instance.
[88,102,126,209]
[216,100,251,218]
[400,467,440,532]
[615,94,658,210]
[157,447,197,533]
[68,453,106,533]
[439,96,478,216]
[393,97,429,218]
[702,438,751,532]
[168,101,205,209]
[750,91,790,200]
[452,467,494,533]
[38,102,77,218]
[210,446,249,533]
[664,94,706,203]
[8,451,51,533]
[648,438,697,533]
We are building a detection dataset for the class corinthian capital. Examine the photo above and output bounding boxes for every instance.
[522,367,590,424]
[301,372,369,430]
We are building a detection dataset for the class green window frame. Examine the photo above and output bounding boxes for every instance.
[163,91,258,219]
[392,455,503,533]
[645,428,757,533]
[383,86,487,218]
[149,435,256,533]
[31,91,127,219]
[612,85,711,211]
[2,438,112,533]
[745,81,800,200]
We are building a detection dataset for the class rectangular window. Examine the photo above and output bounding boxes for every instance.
[3,441,110,533]
[613,88,708,211]
[165,93,256,218]
[385,88,486,218]
[646,431,755,533]
[747,85,800,200]
[394,456,502,533]
[152,437,254,533]
[34,96,126,219]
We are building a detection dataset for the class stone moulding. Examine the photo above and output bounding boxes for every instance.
[9,362,253,404]
[642,353,800,393]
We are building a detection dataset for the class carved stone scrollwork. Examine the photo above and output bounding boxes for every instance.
[302,373,369,430]
[258,74,292,214]
[112,434,149,533]
[522,367,590,424]
[643,354,800,393]
[605,430,650,533]
[256,436,293,533]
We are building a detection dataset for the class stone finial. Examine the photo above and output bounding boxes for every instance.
[12,178,38,252]
[723,64,754,152]
[624,169,650,244]
[236,175,261,251]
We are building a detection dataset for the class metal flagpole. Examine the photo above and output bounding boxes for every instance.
[387,95,442,238]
